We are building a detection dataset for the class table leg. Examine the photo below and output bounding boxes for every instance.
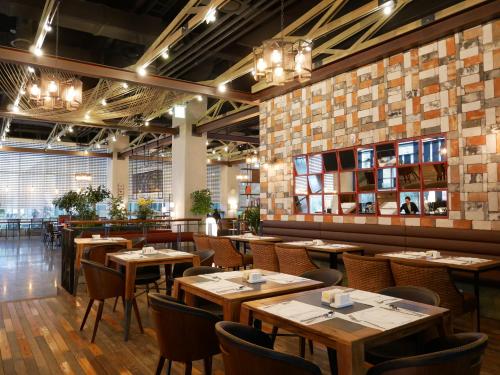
[123,263,137,341]
[474,272,481,331]
[73,244,83,296]
[239,305,253,325]
[330,253,338,269]
[223,302,240,322]
[337,341,364,375]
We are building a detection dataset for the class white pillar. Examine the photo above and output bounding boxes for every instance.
[107,134,129,204]
[172,100,207,218]
[220,164,240,217]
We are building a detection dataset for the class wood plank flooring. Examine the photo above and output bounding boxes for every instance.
[0,289,497,375]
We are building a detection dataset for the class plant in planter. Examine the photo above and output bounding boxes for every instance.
[244,205,261,234]
[136,197,155,220]
[53,185,111,220]
[109,196,128,220]
[53,190,81,217]
[190,189,213,216]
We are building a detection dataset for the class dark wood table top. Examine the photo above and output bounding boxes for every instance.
[106,249,198,267]
[223,235,283,243]
[376,251,500,272]
[281,240,364,254]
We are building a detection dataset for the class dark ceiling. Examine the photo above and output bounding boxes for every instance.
[0,0,466,147]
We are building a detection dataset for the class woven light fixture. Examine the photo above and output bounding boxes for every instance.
[252,0,312,85]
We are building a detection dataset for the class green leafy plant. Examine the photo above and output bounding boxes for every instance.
[109,196,128,220]
[244,205,261,234]
[53,185,110,220]
[190,189,213,216]
[136,197,155,220]
[53,190,81,217]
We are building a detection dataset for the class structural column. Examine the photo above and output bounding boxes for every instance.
[172,100,208,218]
[107,134,129,203]
[219,164,240,217]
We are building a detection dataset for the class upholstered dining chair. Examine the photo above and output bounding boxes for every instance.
[149,293,220,375]
[83,244,125,265]
[80,259,143,343]
[274,245,318,276]
[249,241,279,272]
[390,260,477,328]
[208,236,253,270]
[172,250,215,279]
[366,332,488,375]
[215,321,322,375]
[193,233,212,251]
[342,253,394,292]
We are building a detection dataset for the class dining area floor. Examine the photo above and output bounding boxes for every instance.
[0,238,498,375]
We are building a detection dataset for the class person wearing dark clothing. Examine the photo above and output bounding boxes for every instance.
[400,196,419,214]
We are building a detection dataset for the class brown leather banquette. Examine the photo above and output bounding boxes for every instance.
[261,220,500,285]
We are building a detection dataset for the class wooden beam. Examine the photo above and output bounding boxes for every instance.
[194,106,259,134]
[257,1,499,101]
[0,46,257,105]
[118,136,173,158]
[207,133,259,144]
[0,110,178,135]
[0,145,112,158]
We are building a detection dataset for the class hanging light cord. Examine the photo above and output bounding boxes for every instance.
[280,0,284,39]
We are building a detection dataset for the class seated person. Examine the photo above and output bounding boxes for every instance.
[400,196,419,215]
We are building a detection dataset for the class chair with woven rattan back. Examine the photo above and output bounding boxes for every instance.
[209,236,253,270]
[274,245,317,276]
[83,244,126,265]
[390,260,476,327]
[367,332,488,375]
[342,253,394,292]
[249,241,279,272]
[193,233,212,251]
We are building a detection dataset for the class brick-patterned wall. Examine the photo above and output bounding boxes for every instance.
[260,20,500,231]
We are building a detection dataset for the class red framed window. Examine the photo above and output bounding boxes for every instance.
[292,135,448,217]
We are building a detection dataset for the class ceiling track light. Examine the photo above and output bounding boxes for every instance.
[217,82,227,93]
[205,7,217,24]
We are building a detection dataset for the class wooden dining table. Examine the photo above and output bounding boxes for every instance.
[106,249,200,341]
[376,251,500,331]
[282,241,364,269]
[240,287,451,375]
[173,270,323,321]
[223,234,283,253]
[73,237,132,295]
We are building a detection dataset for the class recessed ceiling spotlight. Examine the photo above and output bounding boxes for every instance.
[382,0,394,15]
[137,66,147,77]
[68,126,74,133]
[205,8,217,24]
[122,82,129,89]
[101,98,107,106]
[145,120,150,126]
[195,95,203,102]
[56,136,61,142]
[162,50,169,59]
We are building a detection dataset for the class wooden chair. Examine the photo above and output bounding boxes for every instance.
[367,332,488,375]
[342,253,394,292]
[274,245,317,276]
[215,321,322,375]
[149,293,220,375]
[390,260,477,328]
[80,260,143,343]
[209,237,252,270]
[83,244,126,265]
[249,241,279,272]
[193,233,212,251]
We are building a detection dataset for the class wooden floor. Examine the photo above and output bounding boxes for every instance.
[0,239,498,374]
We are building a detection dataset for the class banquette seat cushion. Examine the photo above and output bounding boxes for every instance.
[261,221,500,285]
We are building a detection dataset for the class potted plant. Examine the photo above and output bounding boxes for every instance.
[244,205,260,234]
[136,197,155,220]
[190,189,213,217]
[53,190,81,218]
[109,196,128,220]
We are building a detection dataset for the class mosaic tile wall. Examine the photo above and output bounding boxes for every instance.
[260,20,500,230]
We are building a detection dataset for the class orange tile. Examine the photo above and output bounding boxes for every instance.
[449,165,460,183]
[424,109,440,120]
[453,220,472,230]
[497,133,500,153]
[494,77,500,98]
[412,97,421,114]
[466,135,486,146]
[391,124,406,134]
[446,37,456,56]
[449,115,458,131]
[449,192,461,211]
[421,58,439,70]
[448,89,457,107]
[468,192,488,202]
[359,79,372,89]
[420,217,435,227]
[449,139,459,157]
[422,84,440,96]
[464,54,482,67]
[463,25,482,40]
[391,217,404,226]
[389,54,404,66]
[464,82,484,93]
[388,77,403,88]
[467,164,486,174]
[466,110,484,121]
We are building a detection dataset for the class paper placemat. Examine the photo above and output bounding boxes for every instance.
[336,306,428,331]
[198,271,244,280]
[264,274,309,284]
[258,300,334,326]
[192,280,252,295]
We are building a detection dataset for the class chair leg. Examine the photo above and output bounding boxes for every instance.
[80,299,94,331]
[308,339,314,355]
[203,357,212,375]
[132,298,144,333]
[184,362,192,375]
[167,360,172,375]
[91,301,104,343]
[155,356,165,375]
[299,337,306,358]
[112,296,119,312]
[270,326,278,347]
[154,282,160,293]
[327,348,338,375]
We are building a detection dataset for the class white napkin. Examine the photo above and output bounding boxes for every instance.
[264,273,309,284]
[259,300,334,325]
[192,280,252,295]
[336,306,427,331]
[199,271,244,280]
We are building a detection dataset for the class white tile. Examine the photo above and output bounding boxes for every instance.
[483,23,493,44]
[462,101,481,112]
[485,79,494,99]
[486,134,497,153]
[461,74,480,86]
[484,51,493,72]
[419,43,437,55]
[436,219,453,228]
[487,163,498,183]
[419,68,437,80]
[472,221,491,230]
[422,118,440,129]
[459,46,479,59]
